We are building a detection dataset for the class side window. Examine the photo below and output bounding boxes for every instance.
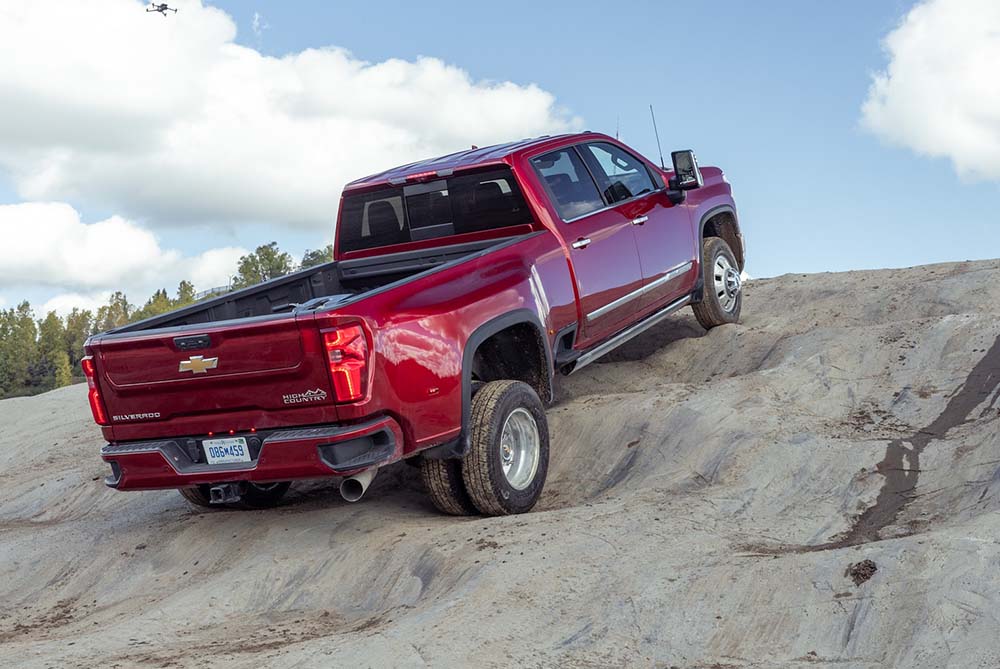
[530,148,605,221]
[580,142,656,204]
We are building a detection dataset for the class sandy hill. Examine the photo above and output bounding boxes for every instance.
[1,259,998,668]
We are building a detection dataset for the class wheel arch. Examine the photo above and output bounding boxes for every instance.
[424,309,554,459]
[699,205,744,270]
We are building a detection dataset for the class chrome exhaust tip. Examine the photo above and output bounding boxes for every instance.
[339,467,377,502]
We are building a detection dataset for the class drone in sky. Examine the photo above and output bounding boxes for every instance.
[146,3,177,16]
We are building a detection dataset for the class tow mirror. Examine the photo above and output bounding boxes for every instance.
[670,149,703,190]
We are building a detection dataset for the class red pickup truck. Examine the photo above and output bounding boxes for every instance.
[83,132,744,516]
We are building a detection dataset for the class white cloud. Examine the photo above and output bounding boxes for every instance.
[861,0,1000,181]
[0,202,246,314]
[0,0,580,229]
[40,292,112,317]
[251,11,268,38]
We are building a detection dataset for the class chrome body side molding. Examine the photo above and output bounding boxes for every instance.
[586,261,693,323]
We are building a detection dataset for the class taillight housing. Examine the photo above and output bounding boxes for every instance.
[322,325,369,403]
[81,356,110,425]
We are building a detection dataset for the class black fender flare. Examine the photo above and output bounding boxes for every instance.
[698,204,738,241]
[698,204,744,268]
[423,309,553,459]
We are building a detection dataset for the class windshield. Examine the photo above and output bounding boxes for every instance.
[338,168,533,253]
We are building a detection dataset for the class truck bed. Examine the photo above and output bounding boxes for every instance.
[108,238,507,335]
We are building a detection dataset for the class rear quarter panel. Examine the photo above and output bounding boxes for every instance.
[321,231,576,453]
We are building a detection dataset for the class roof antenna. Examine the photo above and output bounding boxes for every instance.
[649,104,665,169]
[615,115,620,141]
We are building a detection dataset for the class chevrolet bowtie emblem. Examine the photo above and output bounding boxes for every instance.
[178,355,218,374]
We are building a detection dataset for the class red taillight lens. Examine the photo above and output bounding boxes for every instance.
[81,356,109,425]
[322,325,368,402]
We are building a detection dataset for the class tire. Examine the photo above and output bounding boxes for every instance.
[178,482,290,510]
[179,485,214,508]
[236,482,291,509]
[461,380,549,516]
[421,458,478,515]
[692,236,743,329]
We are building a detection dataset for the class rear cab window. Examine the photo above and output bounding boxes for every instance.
[338,168,534,253]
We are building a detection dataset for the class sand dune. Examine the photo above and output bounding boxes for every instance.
[1,259,999,668]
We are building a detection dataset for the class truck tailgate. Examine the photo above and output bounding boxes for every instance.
[94,314,335,424]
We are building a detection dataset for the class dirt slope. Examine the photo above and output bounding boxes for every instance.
[1,259,999,668]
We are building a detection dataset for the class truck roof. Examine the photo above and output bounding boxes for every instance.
[344,132,606,192]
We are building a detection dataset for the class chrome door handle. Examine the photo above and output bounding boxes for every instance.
[571,237,592,250]
[631,215,648,226]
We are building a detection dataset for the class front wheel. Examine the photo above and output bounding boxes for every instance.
[461,380,549,516]
[692,236,743,329]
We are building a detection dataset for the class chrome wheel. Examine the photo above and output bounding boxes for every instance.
[714,254,741,313]
[499,408,540,491]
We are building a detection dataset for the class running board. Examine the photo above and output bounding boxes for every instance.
[562,294,692,375]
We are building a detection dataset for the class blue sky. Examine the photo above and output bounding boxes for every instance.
[1,0,997,313]
[206,0,997,277]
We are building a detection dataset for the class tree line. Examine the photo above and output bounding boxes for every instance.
[0,242,332,400]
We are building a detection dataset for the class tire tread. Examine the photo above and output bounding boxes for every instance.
[421,458,477,515]
[462,380,519,516]
[462,380,548,516]
[692,236,742,329]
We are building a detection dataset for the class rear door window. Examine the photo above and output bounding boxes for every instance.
[579,142,656,204]
[530,148,605,221]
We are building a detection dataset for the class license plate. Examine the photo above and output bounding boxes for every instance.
[203,437,251,465]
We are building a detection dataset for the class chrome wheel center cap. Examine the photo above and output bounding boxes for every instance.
[724,268,741,298]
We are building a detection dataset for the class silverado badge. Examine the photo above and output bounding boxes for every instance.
[178,355,218,374]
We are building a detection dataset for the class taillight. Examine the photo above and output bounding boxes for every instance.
[322,325,368,402]
[81,356,110,425]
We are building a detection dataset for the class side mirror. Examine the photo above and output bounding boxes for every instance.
[670,149,703,190]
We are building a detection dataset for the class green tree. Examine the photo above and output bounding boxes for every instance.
[63,308,93,369]
[176,280,196,306]
[0,310,13,396]
[95,292,133,333]
[301,244,333,269]
[32,311,72,391]
[133,288,173,321]
[232,242,293,289]
[0,302,39,397]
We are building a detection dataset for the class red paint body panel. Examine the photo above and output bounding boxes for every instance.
[84,132,739,493]
[104,416,404,490]
[96,315,337,438]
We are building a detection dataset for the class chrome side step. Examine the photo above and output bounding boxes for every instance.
[564,294,692,375]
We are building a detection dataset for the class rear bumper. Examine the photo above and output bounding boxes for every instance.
[101,416,404,491]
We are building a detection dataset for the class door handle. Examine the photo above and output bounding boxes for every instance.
[631,215,648,226]
[571,237,592,250]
